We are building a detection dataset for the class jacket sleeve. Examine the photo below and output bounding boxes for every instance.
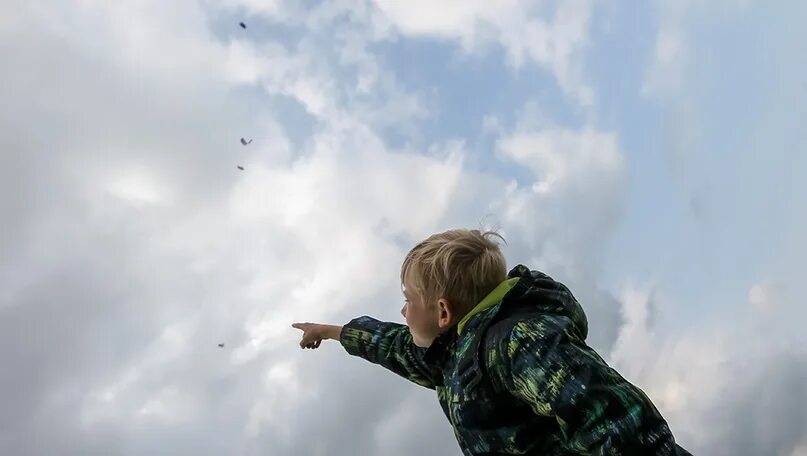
[497,316,680,455]
[339,316,439,389]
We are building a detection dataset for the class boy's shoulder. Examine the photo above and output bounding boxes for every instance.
[475,286,589,361]
[450,266,589,370]
[480,308,565,349]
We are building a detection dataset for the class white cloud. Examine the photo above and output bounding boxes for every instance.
[80,320,196,428]
[371,0,595,106]
[485,108,628,350]
[5,0,803,455]
[212,0,427,131]
[748,282,772,311]
[642,24,687,97]
[135,386,199,425]
[492,111,626,269]
[105,166,176,207]
[497,127,622,195]
[0,2,500,454]
[372,0,516,38]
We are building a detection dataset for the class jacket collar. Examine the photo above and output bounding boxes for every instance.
[456,277,520,335]
[422,265,532,365]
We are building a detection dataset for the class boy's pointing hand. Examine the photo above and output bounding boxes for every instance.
[291,322,343,349]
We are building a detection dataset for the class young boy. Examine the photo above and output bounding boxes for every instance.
[292,229,691,455]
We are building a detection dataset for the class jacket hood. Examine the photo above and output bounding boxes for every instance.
[500,264,589,341]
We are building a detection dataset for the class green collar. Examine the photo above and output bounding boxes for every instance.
[456,277,520,335]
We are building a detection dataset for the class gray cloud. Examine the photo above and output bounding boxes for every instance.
[0,3,486,455]
[720,354,807,456]
[4,1,803,455]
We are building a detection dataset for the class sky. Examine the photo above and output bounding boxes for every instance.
[1,0,806,455]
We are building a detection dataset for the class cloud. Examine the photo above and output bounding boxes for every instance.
[748,282,774,312]
[0,1,459,454]
[497,126,622,196]
[0,0,627,451]
[609,284,807,455]
[371,0,595,106]
[1,1,614,454]
[5,0,803,455]
[494,124,625,285]
[489,106,627,351]
[641,24,687,97]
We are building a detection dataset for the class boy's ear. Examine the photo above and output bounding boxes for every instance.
[437,298,456,329]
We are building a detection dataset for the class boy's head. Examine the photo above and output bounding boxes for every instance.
[400,228,507,347]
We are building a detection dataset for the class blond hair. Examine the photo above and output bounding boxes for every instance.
[400,228,507,316]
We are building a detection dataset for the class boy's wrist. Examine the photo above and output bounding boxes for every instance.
[327,325,343,341]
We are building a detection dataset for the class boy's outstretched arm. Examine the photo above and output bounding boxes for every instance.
[293,317,438,389]
[494,316,683,455]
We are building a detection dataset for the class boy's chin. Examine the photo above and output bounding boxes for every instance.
[411,334,433,348]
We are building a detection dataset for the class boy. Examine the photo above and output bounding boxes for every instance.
[292,229,691,455]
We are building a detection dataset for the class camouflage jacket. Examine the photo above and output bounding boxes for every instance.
[339,265,692,455]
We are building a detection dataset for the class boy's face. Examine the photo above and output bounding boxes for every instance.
[401,276,456,348]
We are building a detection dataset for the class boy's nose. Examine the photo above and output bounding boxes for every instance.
[400,304,406,318]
